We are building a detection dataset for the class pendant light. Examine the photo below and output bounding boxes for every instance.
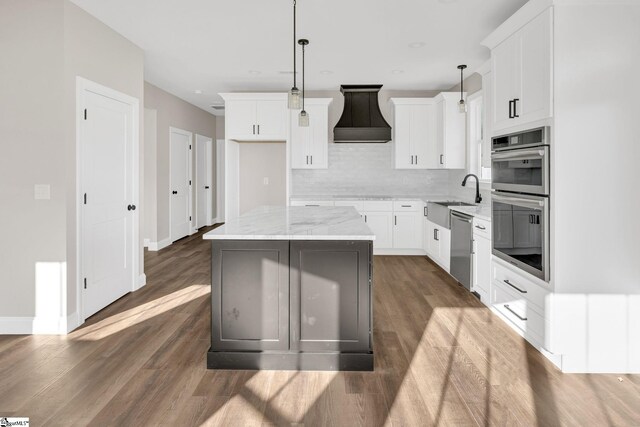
[288,0,301,109]
[457,64,467,113]
[298,39,310,127]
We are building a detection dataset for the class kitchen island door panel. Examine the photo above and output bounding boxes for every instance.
[290,241,372,353]
[211,240,290,351]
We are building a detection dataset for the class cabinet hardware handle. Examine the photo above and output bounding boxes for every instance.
[394,216,397,226]
[306,204,320,207]
[509,100,514,119]
[127,204,133,211]
[252,124,256,134]
[410,155,414,165]
[172,190,177,195]
[364,215,367,222]
[440,154,444,165]
[424,206,428,217]
[257,124,260,134]
[306,155,308,165]
[475,225,486,230]
[415,155,418,164]
[504,279,527,294]
[401,205,411,208]
[434,228,439,241]
[504,304,527,321]
[471,239,475,254]
[310,155,313,165]
[513,99,519,118]
[205,186,210,189]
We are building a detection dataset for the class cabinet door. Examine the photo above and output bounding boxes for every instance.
[393,212,423,249]
[307,104,329,169]
[211,240,289,351]
[412,104,435,169]
[394,105,413,169]
[492,35,519,132]
[290,110,311,169]
[255,100,286,140]
[290,240,372,352]
[426,220,439,258]
[438,227,451,271]
[473,235,491,294]
[519,9,552,125]
[433,98,446,168]
[225,100,256,140]
[364,212,393,249]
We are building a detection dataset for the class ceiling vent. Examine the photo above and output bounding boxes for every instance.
[333,85,391,143]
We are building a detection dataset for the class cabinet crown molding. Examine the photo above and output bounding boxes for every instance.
[389,98,435,106]
[482,0,552,49]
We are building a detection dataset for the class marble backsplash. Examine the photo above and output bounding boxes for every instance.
[291,142,451,197]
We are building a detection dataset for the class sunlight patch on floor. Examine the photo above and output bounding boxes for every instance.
[71,284,209,341]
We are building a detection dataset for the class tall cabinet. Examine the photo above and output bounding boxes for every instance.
[290,98,332,169]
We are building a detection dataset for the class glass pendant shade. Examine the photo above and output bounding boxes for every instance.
[458,99,467,113]
[299,110,309,127]
[288,88,301,109]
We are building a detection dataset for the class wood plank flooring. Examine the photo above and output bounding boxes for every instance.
[1,226,639,426]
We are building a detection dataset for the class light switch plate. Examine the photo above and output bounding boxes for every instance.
[34,184,51,200]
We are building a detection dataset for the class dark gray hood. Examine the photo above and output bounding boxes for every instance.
[333,85,391,143]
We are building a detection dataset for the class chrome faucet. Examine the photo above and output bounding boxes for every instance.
[462,174,482,204]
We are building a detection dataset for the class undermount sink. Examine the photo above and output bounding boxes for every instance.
[434,201,475,207]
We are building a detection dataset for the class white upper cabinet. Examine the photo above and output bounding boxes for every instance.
[489,8,552,133]
[221,94,287,141]
[390,98,436,169]
[290,98,332,169]
[432,93,466,169]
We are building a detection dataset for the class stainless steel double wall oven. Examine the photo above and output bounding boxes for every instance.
[491,127,550,281]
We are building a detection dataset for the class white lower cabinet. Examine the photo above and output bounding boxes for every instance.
[290,200,334,207]
[393,212,423,250]
[490,258,551,350]
[425,219,450,271]
[472,217,491,304]
[363,212,393,249]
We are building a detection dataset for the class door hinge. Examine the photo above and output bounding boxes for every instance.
[83,109,87,120]
[83,193,87,204]
[84,278,87,289]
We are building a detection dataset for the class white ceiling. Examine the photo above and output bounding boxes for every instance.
[70,0,528,114]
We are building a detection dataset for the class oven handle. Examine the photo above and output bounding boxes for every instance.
[491,148,546,161]
[492,194,545,209]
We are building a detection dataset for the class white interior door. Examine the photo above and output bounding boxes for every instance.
[170,127,192,241]
[196,134,213,229]
[81,86,135,319]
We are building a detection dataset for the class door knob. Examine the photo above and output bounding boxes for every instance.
[172,190,178,194]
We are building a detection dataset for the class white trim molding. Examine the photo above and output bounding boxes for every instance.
[0,312,81,335]
[147,237,171,251]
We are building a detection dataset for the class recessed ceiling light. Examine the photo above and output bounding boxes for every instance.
[248,70,261,75]
[320,70,333,75]
[408,42,426,48]
[392,70,404,74]
[194,89,203,94]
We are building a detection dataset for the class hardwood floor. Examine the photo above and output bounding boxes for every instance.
[1,226,639,426]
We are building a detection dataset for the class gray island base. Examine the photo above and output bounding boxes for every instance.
[203,206,375,371]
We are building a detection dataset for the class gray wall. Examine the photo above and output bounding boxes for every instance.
[292,90,451,197]
[0,0,145,319]
[239,142,287,214]
[144,82,217,244]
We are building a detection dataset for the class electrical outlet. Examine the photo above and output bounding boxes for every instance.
[263,177,269,185]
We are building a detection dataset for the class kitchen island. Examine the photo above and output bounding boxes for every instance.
[203,206,375,371]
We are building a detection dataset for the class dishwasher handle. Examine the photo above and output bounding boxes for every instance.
[451,211,472,222]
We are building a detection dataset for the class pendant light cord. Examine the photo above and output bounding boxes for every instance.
[293,0,297,88]
[302,42,305,111]
[460,67,463,101]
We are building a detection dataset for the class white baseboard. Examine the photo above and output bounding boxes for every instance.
[143,238,150,248]
[373,248,427,256]
[147,237,171,251]
[0,312,81,335]
[135,273,147,290]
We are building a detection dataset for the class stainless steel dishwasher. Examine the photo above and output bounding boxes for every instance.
[450,211,473,290]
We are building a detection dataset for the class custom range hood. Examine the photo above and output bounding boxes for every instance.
[334,85,391,143]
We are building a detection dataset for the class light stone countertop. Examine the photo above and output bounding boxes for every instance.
[449,204,492,222]
[203,206,375,241]
[290,195,453,202]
